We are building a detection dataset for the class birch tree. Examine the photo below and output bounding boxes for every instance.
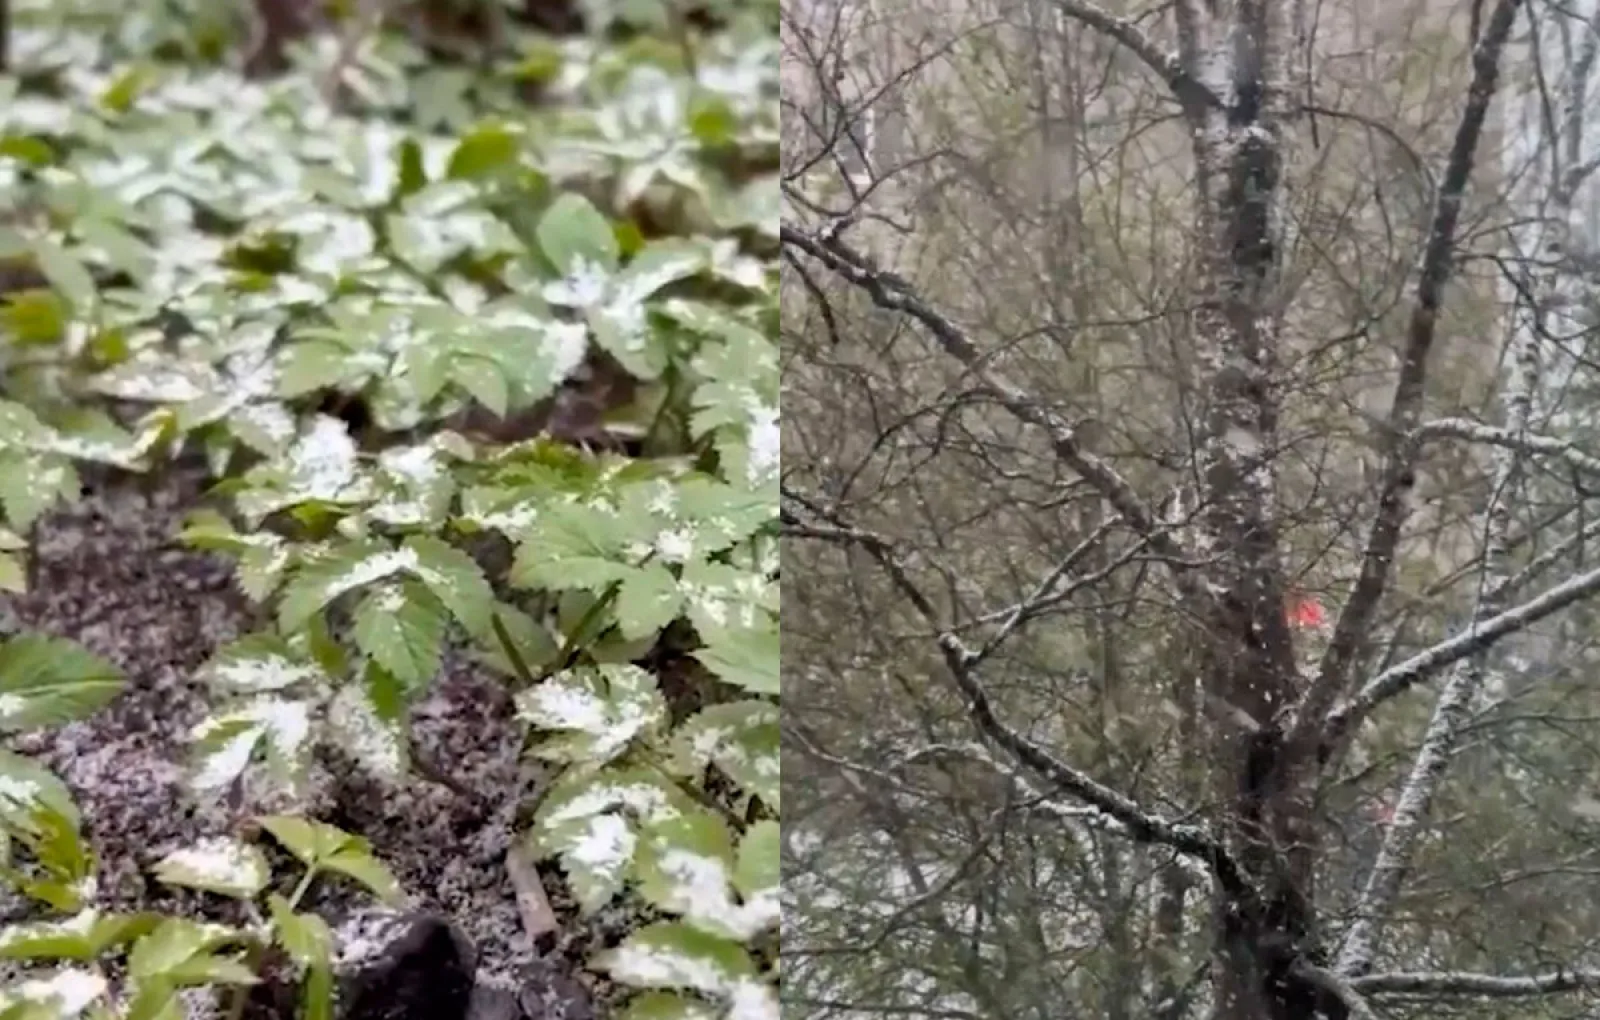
[783,0,1600,1018]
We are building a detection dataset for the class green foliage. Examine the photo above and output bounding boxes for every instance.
[0,0,777,1009]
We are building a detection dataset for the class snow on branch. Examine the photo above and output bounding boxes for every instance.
[1351,969,1600,998]
[1328,558,1600,738]
[1417,417,1600,475]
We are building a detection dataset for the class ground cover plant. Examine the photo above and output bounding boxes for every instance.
[0,1,778,1017]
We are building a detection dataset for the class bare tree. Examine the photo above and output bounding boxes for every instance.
[782,0,1600,1018]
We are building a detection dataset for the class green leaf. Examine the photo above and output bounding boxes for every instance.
[668,702,778,810]
[396,138,429,198]
[322,845,403,905]
[256,817,402,904]
[266,896,332,968]
[352,581,447,691]
[127,919,249,982]
[198,636,320,695]
[693,623,778,696]
[154,838,270,899]
[447,124,520,180]
[276,342,354,399]
[615,561,683,641]
[0,748,80,830]
[404,534,496,639]
[0,635,124,732]
[451,356,510,419]
[0,453,76,531]
[477,605,560,681]
[303,963,335,1020]
[0,910,157,961]
[537,194,618,275]
[277,542,409,633]
[515,665,667,766]
[596,922,755,994]
[255,816,354,867]
[31,239,96,312]
[735,822,779,907]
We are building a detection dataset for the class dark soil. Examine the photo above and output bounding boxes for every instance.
[0,469,634,1018]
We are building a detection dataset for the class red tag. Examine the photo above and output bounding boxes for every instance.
[1287,593,1326,629]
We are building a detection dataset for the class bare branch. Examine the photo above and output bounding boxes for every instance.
[1053,0,1219,113]
[781,501,1250,895]
[779,226,1191,572]
[1290,0,1526,741]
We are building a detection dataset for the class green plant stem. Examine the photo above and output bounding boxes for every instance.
[287,865,319,910]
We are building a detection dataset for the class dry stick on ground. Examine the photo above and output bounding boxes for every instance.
[506,839,559,943]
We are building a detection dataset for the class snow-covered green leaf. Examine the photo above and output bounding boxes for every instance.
[597,921,755,993]
[516,665,667,766]
[153,839,270,899]
[634,811,776,940]
[537,194,618,275]
[530,766,692,914]
[198,636,320,695]
[277,541,412,632]
[0,968,108,1018]
[325,670,409,780]
[0,910,157,962]
[668,702,777,810]
[351,581,446,690]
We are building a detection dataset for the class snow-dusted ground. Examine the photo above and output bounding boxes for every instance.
[0,468,622,1018]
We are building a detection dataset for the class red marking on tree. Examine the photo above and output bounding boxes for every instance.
[1287,592,1326,629]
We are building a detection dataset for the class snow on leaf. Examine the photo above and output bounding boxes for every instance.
[516,664,667,766]
[597,921,755,997]
[0,967,107,1017]
[634,811,777,940]
[200,635,321,695]
[189,697,314,794]
[668,702,778,810]
[531,767,691,914]
[154,838,270,899]
[326,681,408,781]
[0,909,155,962]
[277,542,418,633]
